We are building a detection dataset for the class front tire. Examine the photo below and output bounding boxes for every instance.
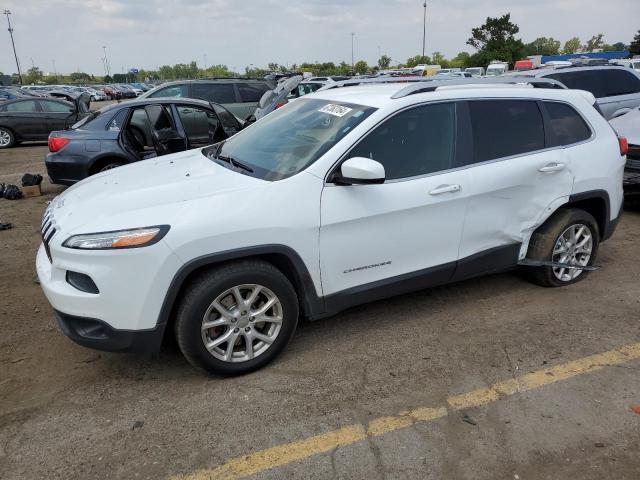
[0,127,15,149]
[175,260,299,375]
[525,208,599,287]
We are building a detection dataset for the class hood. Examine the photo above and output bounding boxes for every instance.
[609,108,640,145]
[49,90,91,114]
[52,148,265,233]
[254,75,303,120]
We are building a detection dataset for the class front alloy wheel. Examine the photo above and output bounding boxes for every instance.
[175,260,299,375]
[201,284,283,363]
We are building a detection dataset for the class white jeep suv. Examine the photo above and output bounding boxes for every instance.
[37,83,626,375]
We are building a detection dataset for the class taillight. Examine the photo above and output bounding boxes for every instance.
[275,102,286,109]
[48,137,70,153]
[619,136,628,156]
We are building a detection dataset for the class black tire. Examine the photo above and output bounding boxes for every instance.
[97,161,124,174]
[524,208,599,288]
[175,260,299,376]
[0,127,15,149]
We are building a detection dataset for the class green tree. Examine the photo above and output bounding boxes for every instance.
[563,37,581,54]
[466,14,525,67]
[267,63,280,72]
[524,37,560,56]
[449,51,471,69]
[405,55,431,68]
[584,33,604,51]
[630,30,640,56]
[378,55,392,69]
[25,66,43,84]
[70,72,91,82]
[354,60,368,75]
[432,51,448,67]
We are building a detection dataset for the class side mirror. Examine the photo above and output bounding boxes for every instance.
[335,157,385,185]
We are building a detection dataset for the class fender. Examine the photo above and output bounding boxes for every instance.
[154,244,326,334]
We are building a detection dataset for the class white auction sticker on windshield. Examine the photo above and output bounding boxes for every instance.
[319,104,352,117]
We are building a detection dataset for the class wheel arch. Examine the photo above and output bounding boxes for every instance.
[88,154,131,175]
[563,190,610,240]
[155,245,325,347]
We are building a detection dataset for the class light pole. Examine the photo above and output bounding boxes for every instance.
[51,59,57,79]
[351,32,355,72]
[3,10,23,84]
[422,2,427,60]
[102,46,111,77]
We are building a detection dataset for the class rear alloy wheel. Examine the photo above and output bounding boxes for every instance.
[0,128,14,149]
[524,208,599,287]
[175,260,299,375]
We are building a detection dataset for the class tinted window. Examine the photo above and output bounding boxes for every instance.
[602,70,640,96]
[176,105,223,146]
[237,83,270,102]
[41,100,73,113]
[149,85,188,98]
[145,105,174,130]
[546,71,607,98]
[6,100,38,113]
[544,102,591,147]
[192,83,236,103]
[105,109,128,131]
[212,104,242,135]
[349,103,456,180]
[468,100,544,162]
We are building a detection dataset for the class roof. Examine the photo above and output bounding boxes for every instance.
[506,65,639,78]
[306,80,594,110]
[97,96,216,114]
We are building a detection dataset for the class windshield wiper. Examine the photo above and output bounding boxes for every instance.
[217,155,254,173]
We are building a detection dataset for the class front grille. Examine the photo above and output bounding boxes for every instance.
[41,205,57,262]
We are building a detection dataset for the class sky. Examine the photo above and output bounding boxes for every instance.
[1,0,638,75]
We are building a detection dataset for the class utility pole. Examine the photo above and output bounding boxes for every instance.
[102,46,111,77]
[422,2,427,60]
[351,32,355,72]
[3,10,23,84]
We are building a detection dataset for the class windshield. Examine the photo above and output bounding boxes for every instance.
[203,98,376,181]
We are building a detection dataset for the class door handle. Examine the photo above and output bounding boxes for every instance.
[538,162,565,173]
[429,184,461,195]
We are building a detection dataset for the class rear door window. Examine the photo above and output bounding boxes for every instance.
[176,105,223,147]
[468,100,545,162]
[543,101,591,147]
[349,102,456,180]
[148,85,188,98]
[191,83,237,103]
[237,83,270,102]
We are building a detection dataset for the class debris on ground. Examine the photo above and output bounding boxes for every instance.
[21,173,43,186]
[462,414,477,426]
[132,420,144,430]
[0,222,13,231]
[1,184,23,200]
[630,405,640,415]
[595,442,605,448]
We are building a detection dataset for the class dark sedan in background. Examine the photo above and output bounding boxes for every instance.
[0,92,91,148]
[46,97,245,185]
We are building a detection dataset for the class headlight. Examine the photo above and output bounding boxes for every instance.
[63,225,170,250]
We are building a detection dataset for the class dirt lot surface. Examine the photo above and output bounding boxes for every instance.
[1,143,639,480]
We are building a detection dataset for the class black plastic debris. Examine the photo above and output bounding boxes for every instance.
[21,173,43,187]
[0,222,13,231]
[2,184,22,200]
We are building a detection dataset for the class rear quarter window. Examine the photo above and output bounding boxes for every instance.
[602,70,640,96]
[148,85,188,98]
[545,71,607,98]
[237,83,270,102]
[191,83,237,104]
[543,101,591,147]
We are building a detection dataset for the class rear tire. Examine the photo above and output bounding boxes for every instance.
[0,127,15,149]
[175,260,299,376]
[524,208,599,287]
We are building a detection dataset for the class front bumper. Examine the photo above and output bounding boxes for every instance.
[54,310,165,353]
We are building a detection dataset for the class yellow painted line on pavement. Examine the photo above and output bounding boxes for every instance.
[172,342,640,480]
